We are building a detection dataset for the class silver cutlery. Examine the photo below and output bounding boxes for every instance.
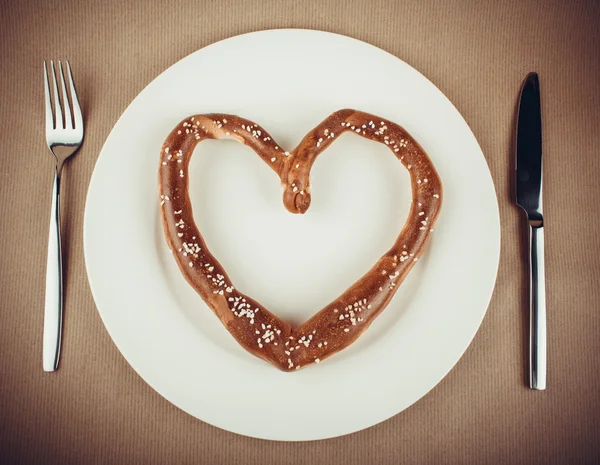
[43,60,84,372]
[515,72,546,390]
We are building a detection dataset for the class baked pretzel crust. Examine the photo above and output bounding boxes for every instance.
[159,109,442,371]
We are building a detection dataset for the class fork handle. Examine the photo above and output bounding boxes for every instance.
[528,222,546,390]
[43,167,63,372]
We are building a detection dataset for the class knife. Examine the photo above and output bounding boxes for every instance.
[516,72,546,390]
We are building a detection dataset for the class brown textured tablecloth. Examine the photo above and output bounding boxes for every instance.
[1,0,599,463]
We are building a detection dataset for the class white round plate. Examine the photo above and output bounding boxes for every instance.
[84,29,500,441]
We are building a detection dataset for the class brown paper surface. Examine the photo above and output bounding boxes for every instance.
[1,0,599,463]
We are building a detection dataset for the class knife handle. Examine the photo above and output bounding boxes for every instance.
[528,222,546,390]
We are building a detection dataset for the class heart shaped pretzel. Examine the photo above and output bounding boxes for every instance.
[159,109,442,371]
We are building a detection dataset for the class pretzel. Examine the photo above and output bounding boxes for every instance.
[159,109,442,371]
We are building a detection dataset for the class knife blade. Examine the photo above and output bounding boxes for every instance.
[516,72,546,390]
[516,73,543,221]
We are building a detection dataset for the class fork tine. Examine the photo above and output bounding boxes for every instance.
[43,61,54,130]
[50,61,63,129]
[58,61,73,130]
[65,61,83,131]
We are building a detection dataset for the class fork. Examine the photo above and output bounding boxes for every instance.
[43,60,84,372]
